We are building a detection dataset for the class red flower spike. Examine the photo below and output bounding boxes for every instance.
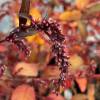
[0,0,70,92]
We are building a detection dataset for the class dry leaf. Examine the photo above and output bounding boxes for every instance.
[42,66,61,79]
[69,54,84,72]
[76,78,87,92]
[13,62,38,77]
[11,84,36,100]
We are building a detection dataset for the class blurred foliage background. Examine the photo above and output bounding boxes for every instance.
[0,0,100,100]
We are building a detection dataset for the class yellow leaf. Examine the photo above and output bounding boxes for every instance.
[71,10,82,20]
[14,16,19,27]
[59,11,72,21]
[59,10,81,21]
[69,54,84,71]
[26,34,44,45]
[30,8,41,20]
[75,0,90,10]
[26,35,36,43]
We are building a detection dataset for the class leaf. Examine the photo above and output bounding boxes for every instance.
[85,2,100,16]
[77,20,87,39]
[59,10,82,21]
[75,0,90,10]
[29,8,41,20]
[42,66,61,79]
[26,34,44,44]
[10,27,37,38]
[13,62,38,77]
[11,84,36,100]
[19,0,30,26]
[17,28,38,37]
[69,54,84,72]
[76,78,87,93]
[19,0,30,16]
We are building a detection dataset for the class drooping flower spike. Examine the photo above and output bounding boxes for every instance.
[0,0,70,92]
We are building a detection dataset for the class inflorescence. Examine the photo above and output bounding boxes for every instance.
[0,17,70,92]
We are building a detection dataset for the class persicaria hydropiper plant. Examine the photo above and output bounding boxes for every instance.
[0,0,70,92]
[0,0,98,93]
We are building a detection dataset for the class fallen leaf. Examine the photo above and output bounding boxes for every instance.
[11,84,36,100]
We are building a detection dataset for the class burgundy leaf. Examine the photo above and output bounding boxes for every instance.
[19,0,30,26]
